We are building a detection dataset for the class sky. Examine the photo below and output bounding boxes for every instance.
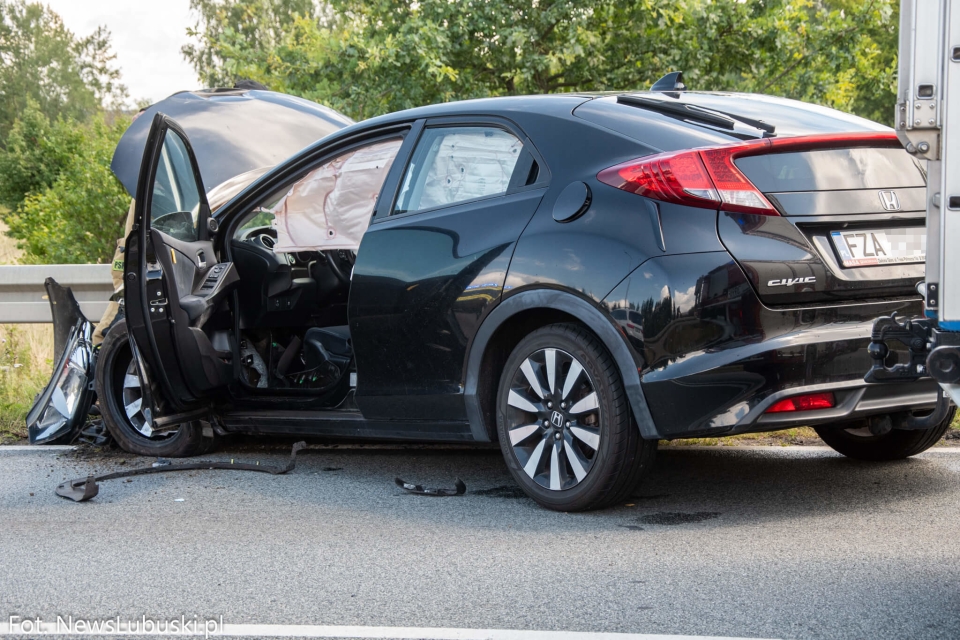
[43,0,201,105]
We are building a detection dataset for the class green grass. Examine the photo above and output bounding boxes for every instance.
[662,426,822,447]
[0,220,54,443]
[0,324,53,443]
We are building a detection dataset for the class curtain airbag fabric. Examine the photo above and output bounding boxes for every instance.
[271,138,402,252]
[416,130,522,210]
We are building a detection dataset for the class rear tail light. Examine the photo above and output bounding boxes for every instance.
[765,392,836,414]
[598,150,720,209]
[599,147,775,215]
[598,131,900,216]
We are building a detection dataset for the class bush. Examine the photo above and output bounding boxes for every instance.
[0,104,129,264]
[0,100,85,211]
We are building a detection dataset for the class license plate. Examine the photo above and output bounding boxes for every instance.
[830,228,926,267]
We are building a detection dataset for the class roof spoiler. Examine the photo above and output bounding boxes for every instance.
[651,71,685,92]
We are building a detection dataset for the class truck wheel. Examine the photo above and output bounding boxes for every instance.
[496,323,656,511]
[815,407,956,461]
[95,320,214,457]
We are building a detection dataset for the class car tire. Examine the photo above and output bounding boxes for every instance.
[496,323,657,511]
[814,407,956,461]
[95,319,214,457]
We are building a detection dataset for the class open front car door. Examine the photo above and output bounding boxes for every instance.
[123,114,238,427]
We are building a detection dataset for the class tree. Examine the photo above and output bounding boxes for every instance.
[0,98,86,211]
[0,0,126,144]
[182,0,899,125]
[183,0,318,88]
[184,0,637,119]
[0,103,129,264]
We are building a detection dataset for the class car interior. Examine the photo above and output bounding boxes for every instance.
[205,136,401,407]
[220,128,530,406]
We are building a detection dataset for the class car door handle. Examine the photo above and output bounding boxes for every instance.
[196,250,206,269]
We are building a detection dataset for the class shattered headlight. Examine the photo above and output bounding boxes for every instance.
[30,339,91,443]
[25,279,95,445]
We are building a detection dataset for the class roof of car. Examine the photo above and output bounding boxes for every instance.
[326,90,888,150]
[204,89,894,214]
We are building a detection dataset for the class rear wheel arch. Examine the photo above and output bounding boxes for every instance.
[464,289,660,442]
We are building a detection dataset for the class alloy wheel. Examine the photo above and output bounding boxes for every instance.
[504,348,601,491]
[119,359,161,439]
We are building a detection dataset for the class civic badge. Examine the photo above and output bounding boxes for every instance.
[878,190,901,211]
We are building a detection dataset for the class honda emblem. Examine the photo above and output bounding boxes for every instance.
[878,190,901,211]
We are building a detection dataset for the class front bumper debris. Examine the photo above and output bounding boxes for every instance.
[26,279,95,445]
[55,441,306,502]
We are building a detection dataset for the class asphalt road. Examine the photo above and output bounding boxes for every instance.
[2,441,959,640]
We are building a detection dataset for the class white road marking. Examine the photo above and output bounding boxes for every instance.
[0,620,776,638]
[217,625,774,639]
[0,445,75,453]
[660,445,960,453]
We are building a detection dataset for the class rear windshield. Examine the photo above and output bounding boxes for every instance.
[735,147,926,193]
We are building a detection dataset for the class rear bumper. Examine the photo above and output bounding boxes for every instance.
[639,319,939,437]
[741,378,940,432]
[602,251,932,439]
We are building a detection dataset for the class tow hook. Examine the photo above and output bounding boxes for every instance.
[864,313,936,384]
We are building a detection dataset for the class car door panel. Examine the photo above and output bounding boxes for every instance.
[351,190,545,420]
[350,119,549,422]
[124,114,238,414]
[149,229,237,392]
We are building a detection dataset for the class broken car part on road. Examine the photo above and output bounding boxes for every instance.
[395,477,467,496]
[55,441,307,502]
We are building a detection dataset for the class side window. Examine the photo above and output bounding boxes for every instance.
[394,126,526,214]
[237,138,403,252]
[150,129,202,242]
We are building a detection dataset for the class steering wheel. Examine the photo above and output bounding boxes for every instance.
[322,250,351,286]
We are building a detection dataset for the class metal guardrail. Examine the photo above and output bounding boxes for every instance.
[0,265,114,323]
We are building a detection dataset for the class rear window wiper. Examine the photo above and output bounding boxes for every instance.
[617,95,776,138]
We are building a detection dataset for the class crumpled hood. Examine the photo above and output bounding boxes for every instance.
[111,89,353,197]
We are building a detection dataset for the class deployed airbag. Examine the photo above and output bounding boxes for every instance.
[416,130,523,210]
[271,139,402,252]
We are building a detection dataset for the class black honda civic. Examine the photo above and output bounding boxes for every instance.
[28,77,950,511]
